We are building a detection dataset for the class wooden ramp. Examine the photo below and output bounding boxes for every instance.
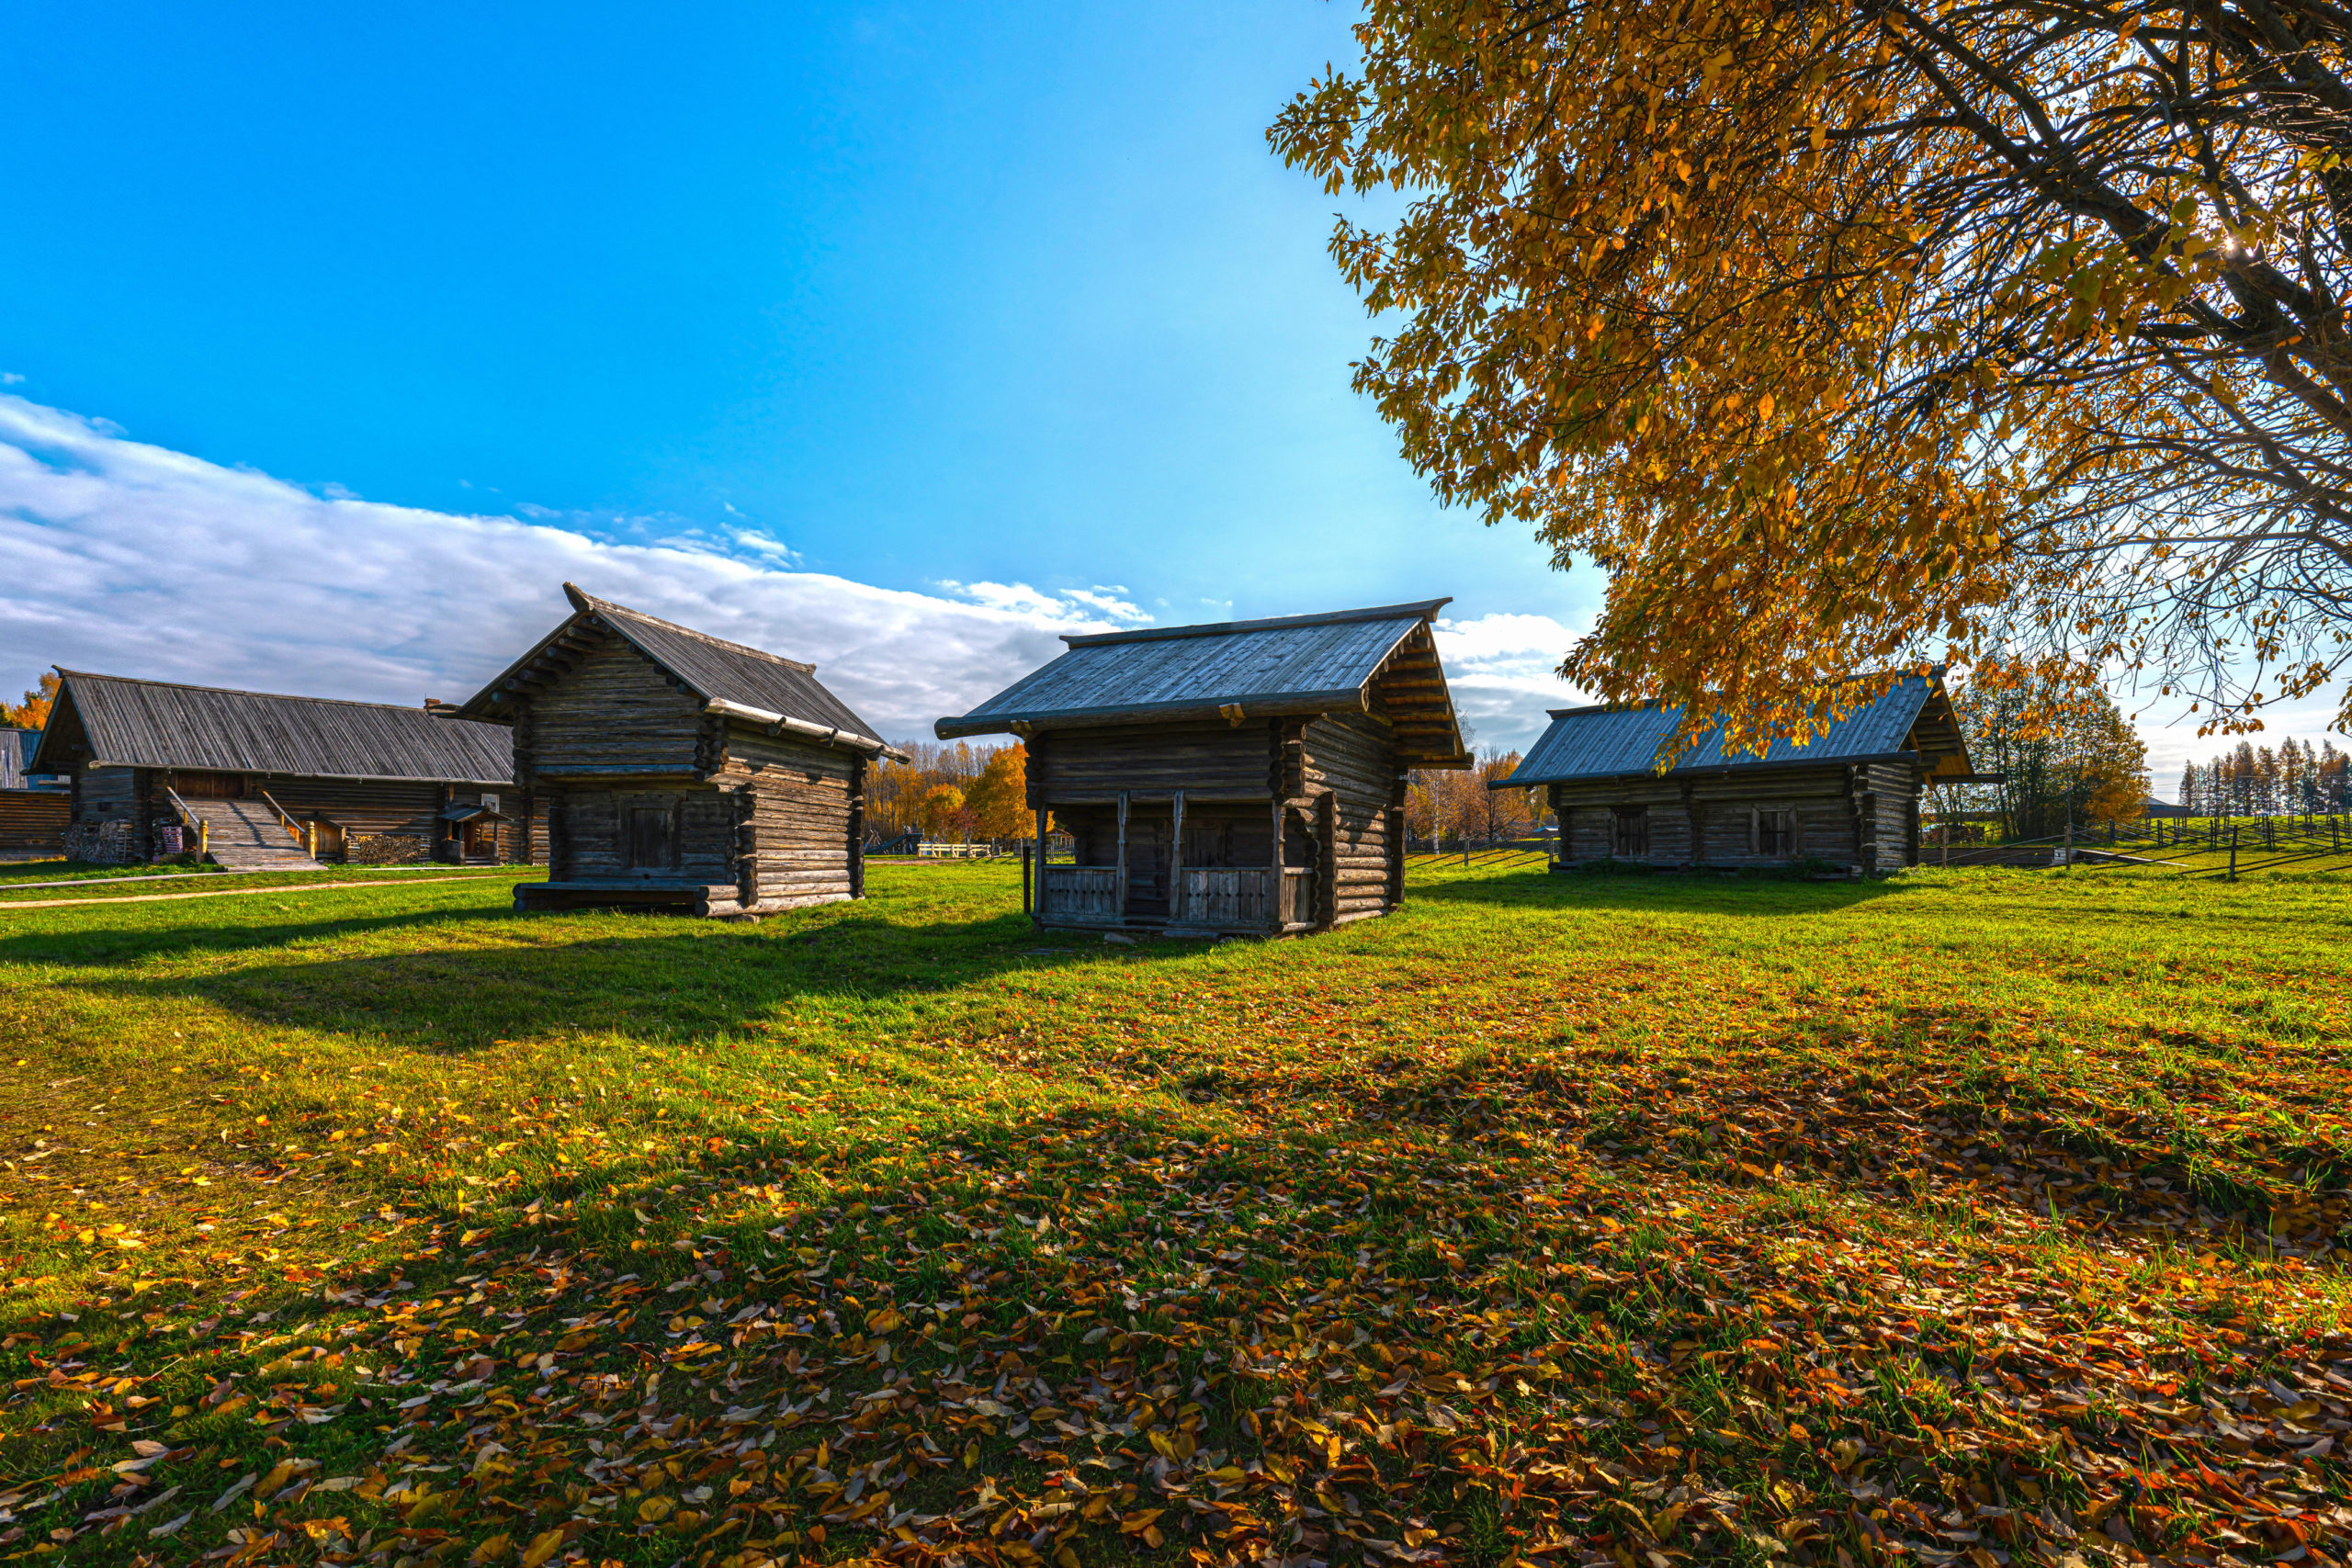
[181,799,324,871]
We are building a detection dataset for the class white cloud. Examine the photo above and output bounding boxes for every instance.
[932,578,1147,626]
[0,394,1124,743]
[1432,612,1589,755]
[729,529,802,564]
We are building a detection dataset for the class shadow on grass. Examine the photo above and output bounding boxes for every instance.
[35,907,1212,1049]
[1406,863,1911,915]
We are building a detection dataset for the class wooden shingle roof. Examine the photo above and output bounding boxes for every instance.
[29,672,516,784]
[458,584,902,758]
[937,600,1471,766]
[1501,671,1973,787]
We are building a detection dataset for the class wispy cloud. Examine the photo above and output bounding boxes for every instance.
[934,579,1148,626]
[0,394,1128,741]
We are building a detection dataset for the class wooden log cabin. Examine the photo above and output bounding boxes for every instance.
[936,600,1471,936]
[29,671,536,868]
[458,584,904,918]
[1499,671,1976,875]
[0,727,69,859]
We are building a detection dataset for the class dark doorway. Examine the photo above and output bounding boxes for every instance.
[1123,815,1166,919]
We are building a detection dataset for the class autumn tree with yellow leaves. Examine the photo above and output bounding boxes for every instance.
[3,672,57,729]
[1273,0,2352,750]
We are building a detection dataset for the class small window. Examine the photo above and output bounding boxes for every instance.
[480,793,500,816]
[1611,805,1649,858]
[1750,807,1797,856]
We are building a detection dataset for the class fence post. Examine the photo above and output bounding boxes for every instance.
[2229,826,2238,881]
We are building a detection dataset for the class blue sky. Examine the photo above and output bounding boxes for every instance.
[0,6,1566,609]
[0,3,2324,774]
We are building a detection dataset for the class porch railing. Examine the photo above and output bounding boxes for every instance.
[1039,865,1121,922]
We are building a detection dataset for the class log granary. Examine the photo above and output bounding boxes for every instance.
[936,600,1470,936]
[458,583,905,918]
[29,672,533,869]
[1498,671,1974,875]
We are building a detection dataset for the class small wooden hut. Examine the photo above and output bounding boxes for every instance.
[937,600,1470,936]
[0,728,66,859]
[1498,671,1976,875]
[458,584,903,918]
[30,672,532,868]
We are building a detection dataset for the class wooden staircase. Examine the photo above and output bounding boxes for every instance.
[180,799,324,871]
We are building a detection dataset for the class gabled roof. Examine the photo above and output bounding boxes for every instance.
[1501,671,1972,787]
[28,673,515,784]
[458,584,901,758]
[936,599,1471,766]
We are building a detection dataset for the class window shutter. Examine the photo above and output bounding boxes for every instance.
[1748,807,1758,853]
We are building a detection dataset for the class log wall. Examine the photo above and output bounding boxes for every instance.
[726,728,857,909]
[521,634,704,780]
[1549,760,1925,872]
[0,789,68,853]
[550,785,741,884]
[1301,710,1404,922]
[1029,721,1272,803]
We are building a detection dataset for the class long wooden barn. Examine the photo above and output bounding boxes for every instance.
[458,584,904,918]
[1499,671,1976,875]
[29,672,535,868]
[937,600,1470,936]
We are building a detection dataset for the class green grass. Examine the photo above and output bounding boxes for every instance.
[1,862,2346,1567]
[0,860,236,886]
[0,865,531,904]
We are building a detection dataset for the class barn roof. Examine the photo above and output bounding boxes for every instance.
[1501,671,1973,786]
[936,599,1471,766]
[458,584,901,758]
[28,673,515,784]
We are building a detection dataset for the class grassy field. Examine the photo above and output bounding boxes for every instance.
[1,861,2347,1568]
[0,864,530,904]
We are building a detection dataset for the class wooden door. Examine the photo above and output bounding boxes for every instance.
[313,819,345,860]
[174,773,243,799]
[463,818,498,860]
[625,805,673,872]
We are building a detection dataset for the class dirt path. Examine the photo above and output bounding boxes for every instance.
[0,875,506,911]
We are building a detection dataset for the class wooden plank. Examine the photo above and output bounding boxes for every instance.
[1035,806,1048,922]
[1170,788,1185,926]
[1114,791,1130,924]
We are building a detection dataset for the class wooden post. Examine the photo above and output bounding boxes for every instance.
[1033,807,1048,923]
[2229,825,2238,880]
[1316,791,1337,931]
[198,820,209,858]
[1114,792,1130,925]
[848,755,866,899]
[1170,790,1185,926]
[1386,805,1405,909]
[1271,795,1286,932]
[2063,819,2072,866]
[1022,840,1033,916]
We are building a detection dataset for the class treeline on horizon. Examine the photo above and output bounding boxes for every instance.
[2177,738,2351,818]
